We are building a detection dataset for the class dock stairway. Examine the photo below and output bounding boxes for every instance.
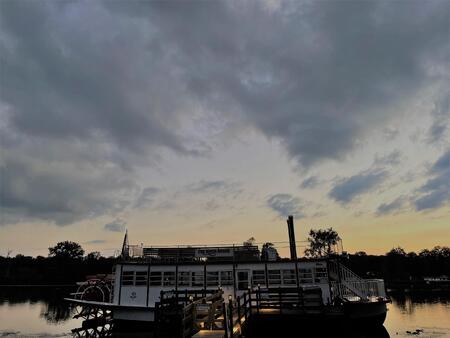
[155,286,324,338]
[155,289,226,338]
[328,259,387,302]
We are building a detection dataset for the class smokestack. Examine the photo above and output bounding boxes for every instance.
[286,215,297,260]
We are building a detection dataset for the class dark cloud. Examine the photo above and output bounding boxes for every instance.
[133,187,160,209]
[300,176,320,189]
[329,170,388,204]
[0,1,198,156]
[204,200,220,211]
[104,219,126,232]
[383,127,400,141]
[373,150,403,167]
[0,0,448,225]
[121,0,447,168]
[267,194,305,218]
[185,180,242,198]
[85,239,106,244]
[0,147,135,225]
[414,149,450,211]
[376,196,407,216]
[427,94,450,144]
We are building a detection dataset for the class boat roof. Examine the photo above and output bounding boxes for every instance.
[116,257,331,266]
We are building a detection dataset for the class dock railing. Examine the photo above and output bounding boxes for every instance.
[225,286,323,338]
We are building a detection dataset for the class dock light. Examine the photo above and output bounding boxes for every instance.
[189,295,194,303]
[228,295,232,301]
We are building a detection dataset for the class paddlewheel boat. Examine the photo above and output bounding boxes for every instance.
[66,217,389,327]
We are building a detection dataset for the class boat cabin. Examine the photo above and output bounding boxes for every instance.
[113,259,332,309]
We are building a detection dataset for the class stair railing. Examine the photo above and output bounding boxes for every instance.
[328,260,387,301]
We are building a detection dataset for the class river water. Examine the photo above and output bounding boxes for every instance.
[0,287,449,338]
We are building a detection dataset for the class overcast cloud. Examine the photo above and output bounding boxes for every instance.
[329,170,388,204]
[0,0,449,226]
[267,193,305,219]
[414,149,450,211]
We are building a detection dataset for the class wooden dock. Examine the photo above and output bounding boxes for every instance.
[155,286,326,338]
[192,331,225,337]
[155,289,227,338]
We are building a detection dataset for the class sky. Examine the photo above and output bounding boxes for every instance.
[0,0,449,257]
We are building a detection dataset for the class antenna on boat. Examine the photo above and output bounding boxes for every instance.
[121,229,129,259]
[287,215,298,260]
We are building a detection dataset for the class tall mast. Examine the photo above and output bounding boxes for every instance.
[121,229,129,258]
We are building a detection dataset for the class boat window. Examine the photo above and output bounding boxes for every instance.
[150,271,162,286]
[237,270,249,290]
[178,271,191,287]
[122,271,135,286]
[192,272,204,287]
[299,268,313,283]
[135,271,148,286]
[315,267,328,283]
[282,269,296,285]
[252,270,266,286]
[163,271,175,286]
[220,271,233,286]
[206,271,219,286]
[268,269,281,285]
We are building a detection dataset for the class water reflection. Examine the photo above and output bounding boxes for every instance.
[391,292,450,314]
[41,298,76,324]
[0,286,79,337]
[0,288,449,338]
[0,286,77,325]
[68,322,390,338]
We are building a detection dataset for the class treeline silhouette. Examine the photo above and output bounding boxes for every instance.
[0,242,449,286]
[0,241,117,285]
[344,246,450,290]
[0,254,117,285]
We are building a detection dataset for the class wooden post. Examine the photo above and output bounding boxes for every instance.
[279,289,282,314]
[228,300,234,338]
[192,303,197,333]
[243,292,248,321]
[222,301,228,338]
[117,264,123,305]
[236,296,241,326]
[180,305,185,338]
[257,285,260,315]
[146,264,151,307]
[248,289,252,314]
[203,263,207,297]
[160,290,164,320]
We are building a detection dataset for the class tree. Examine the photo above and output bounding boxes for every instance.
[430,246,450,258]
[86,251,102,260]
[304,228,341,258]
[419,249,431,257]
[261,242,280,261]
[243,237,256,247]
[48,241,84,259]
[386,247,406,257]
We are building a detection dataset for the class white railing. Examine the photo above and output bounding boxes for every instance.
[329,260,387,302]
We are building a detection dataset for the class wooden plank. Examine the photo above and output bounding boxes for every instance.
[192,330,225,337]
